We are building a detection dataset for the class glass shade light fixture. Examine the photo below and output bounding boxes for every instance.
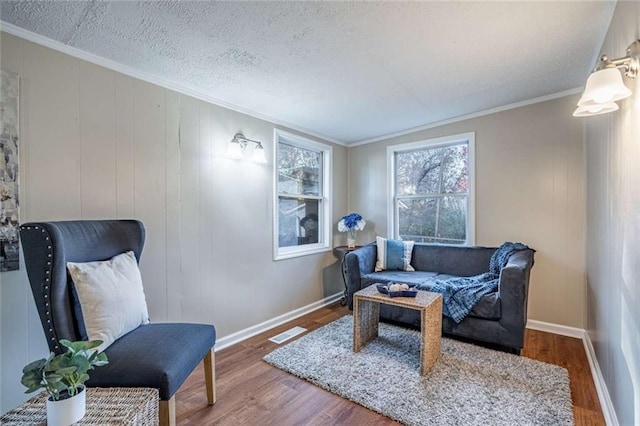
[574,40,639,117]
[573,101,619,117]
[226,132,267,163]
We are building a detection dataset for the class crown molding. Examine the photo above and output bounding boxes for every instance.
[348,87,583,147]
[0,21,347,147]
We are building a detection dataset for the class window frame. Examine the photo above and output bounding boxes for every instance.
[273,129,333,260]
[386,132,475,246]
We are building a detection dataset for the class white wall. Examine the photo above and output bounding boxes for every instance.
[0,32,347,413]
[584,2,640,425]
[349,95,586,329]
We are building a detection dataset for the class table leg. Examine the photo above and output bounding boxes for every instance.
[420,295,443,375]
[353,298,380,352]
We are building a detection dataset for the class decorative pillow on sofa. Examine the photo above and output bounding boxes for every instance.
[375,236,415,272]
[67,251,150,352]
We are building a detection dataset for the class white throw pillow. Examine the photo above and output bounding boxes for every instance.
[375,236,415,272]
[67,251,150,352]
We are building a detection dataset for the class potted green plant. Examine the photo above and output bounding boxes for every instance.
[21,339,108,426]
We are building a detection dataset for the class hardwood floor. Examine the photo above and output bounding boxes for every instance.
[175,303,605,425]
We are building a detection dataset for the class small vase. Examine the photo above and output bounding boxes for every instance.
[347,228,357,248]
[47,387,86,426]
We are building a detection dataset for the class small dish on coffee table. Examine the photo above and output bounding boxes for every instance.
[376,283,418,298]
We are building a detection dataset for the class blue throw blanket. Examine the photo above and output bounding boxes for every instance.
[430,242,528,323]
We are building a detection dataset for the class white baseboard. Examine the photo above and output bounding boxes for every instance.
[583,333,619,426]
[525,319,585,339]
[526,319,618,425]
[214,292,343,351]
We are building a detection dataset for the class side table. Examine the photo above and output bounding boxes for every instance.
[332,246,361,306]
[0,387,159,426]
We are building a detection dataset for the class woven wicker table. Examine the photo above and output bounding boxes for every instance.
[353,285,443,375]
[0,387,159,426]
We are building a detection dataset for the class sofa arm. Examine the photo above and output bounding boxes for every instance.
[497,249,535,348]
[345,244,376,309]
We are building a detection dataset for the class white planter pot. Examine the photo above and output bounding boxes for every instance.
[46,387,86,426]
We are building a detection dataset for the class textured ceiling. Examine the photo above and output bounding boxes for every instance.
[0,1,615,144]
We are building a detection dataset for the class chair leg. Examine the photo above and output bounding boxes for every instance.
[204,348,216,405]
[159,396,176,426]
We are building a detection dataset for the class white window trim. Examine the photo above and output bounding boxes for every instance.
[273,129,333,260]
[386,132,475,246]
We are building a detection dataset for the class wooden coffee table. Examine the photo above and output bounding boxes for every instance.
[353,285,443,375]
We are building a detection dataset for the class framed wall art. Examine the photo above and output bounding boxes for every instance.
[0,69,20,272]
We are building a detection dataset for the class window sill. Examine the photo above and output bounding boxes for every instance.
[274,245,332,261]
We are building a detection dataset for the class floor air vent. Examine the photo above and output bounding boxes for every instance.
[269,326,307,344]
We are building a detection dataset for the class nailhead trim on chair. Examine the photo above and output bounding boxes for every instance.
[22,225,58,351]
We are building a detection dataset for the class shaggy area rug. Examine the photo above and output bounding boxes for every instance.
[264,316,573,426]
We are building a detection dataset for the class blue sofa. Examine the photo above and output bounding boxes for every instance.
[345,243,535,354]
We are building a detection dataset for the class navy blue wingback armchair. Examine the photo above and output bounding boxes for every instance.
[20,220,216,426]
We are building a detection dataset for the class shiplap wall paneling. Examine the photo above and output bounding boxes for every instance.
[198,105,225,330]
[206,105,238,335]
[177,96,202,323]
[79,61,116,219]
[24,42,81,220]
[198,103,214,325]
[234,159,272,325]
[115,74,136,219]
[133,81,168,322]
[164,91,182,322]
[566,124,586,327]
[233,145,278,328]
[550,138,571,326]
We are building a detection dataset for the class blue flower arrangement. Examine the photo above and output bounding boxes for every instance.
[338,213,366,232]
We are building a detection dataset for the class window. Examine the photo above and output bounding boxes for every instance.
[274,129,332,260]
[387,133,475,245]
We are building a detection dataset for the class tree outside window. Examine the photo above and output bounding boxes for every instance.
[389,133,474,245]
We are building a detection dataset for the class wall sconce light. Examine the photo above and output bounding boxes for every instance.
[226,132,267,163]
[573,40,639,117]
